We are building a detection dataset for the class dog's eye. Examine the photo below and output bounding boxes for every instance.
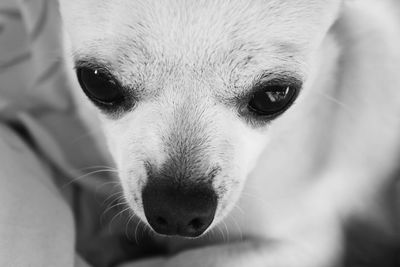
[77,67,124,105]
[248,84,298,116]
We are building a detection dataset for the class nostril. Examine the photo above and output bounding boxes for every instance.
[142,181,217,237]
[188,218,205,230]
[156,216,168,227]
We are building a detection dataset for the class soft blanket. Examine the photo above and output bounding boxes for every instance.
[0,1,144,266]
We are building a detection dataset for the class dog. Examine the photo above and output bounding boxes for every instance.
[57,0,400,266]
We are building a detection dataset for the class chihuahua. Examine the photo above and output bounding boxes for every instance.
[56,0,400,266]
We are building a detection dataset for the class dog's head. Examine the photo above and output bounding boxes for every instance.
[59,0,342,237]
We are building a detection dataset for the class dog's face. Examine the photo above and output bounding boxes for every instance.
[59,0,342,237]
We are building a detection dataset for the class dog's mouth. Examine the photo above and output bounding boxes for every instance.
[141,179,218,238]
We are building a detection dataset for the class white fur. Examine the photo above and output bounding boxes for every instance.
[59,0,400,266]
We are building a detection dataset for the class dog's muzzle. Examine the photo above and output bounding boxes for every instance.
[142,179,217,238]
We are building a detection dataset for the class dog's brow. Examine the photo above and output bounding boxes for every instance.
[229,70,303,97]
[74,57,114,73]
[256,70,302,81]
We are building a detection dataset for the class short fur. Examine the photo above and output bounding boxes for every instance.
[58,0,400,266]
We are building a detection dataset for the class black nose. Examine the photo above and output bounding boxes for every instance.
[142,182,217,237]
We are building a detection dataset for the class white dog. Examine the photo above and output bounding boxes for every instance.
[55,0,400,266]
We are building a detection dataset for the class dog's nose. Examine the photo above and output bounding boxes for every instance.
[142,182,217,237]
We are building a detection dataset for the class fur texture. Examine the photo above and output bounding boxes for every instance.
[58,0,400,266]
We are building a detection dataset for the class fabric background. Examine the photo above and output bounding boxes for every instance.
[0,1,149,266]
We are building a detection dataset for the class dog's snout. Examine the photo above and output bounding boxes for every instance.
[142,181,217,237]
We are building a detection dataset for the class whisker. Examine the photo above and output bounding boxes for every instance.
[229,214,244,241]
[134,218,145,245]
[108,207,131,234]
[222,220,230,243]
[102,189,125,206]
[206,227,215,241]
[313,91,356,117]
[233,204,245,215]
[62,169,119,188]
[125,211,136,242]
[102,201,127,218]
[240,191,271,210]
[100,195,127,225]
[79,165,118,172]
[216,224,226,242]
[96,181,122,197]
